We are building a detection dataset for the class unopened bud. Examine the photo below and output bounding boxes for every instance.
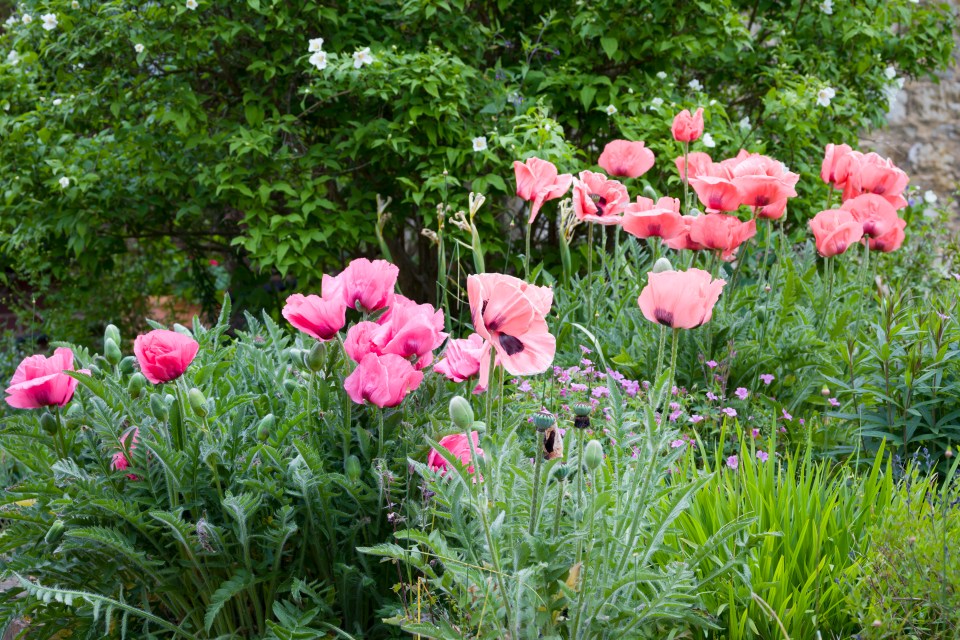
[150,394,167,420]
[764,285,771,293]
[188,388,207,417]
[449,396,475,430]
[40,411,58,435]
[584,439,603,471]
[127,373,146,399]
[283,378,298,394]
[104,324,121,347]
[871,620,882,628]
[345,455,362,482]
[821,386,830,397]
[946,448,954,459]
[104,338,122,366]
[257,413,275,441]
[305,342,325,372]
[118,355,136,375]
[45,520,65,546]
[652,257,673,273]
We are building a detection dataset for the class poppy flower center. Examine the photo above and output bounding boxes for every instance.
[654,308,674,327]
[498,334,525,356]
[590,193,608,215]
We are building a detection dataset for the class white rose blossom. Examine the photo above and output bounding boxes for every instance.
[41,13,58,30]
[739,116,751,130]
[650,97,664,108]
[472,136,487,152]
[72,0,80,8]
[820,0,833,14]
[656,71,667,80]
[688,78,702,91]
[52,98,62,106]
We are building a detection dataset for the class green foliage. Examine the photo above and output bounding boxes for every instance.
[0,0,954,337]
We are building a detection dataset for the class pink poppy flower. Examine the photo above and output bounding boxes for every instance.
[821,143,855,188]
[371,295,446,370]
[434,333,486,383]
[338,258,399,312]
[637,268,726,329]
[809,209,864,257]
[689,176,742,213]
[343,353,423,407]
[134,330,199,385]
[571,171,630,225]
[428,431,483,476]
[513,157,573,224]
[597,140,655,179]
[671,107,704,142]
[840,152,909,209]
[467,274,556,390]
[841,194,900,238]
[663,215,704,251]
[674,151,713,182]
[868,217,906,252]
[689,213,757,261]
[344,321,380,363]
[5,347,83,409]
[111,427,140,481]
[756,199,788,221]
[282,275,347,342]
[621,196,685,240]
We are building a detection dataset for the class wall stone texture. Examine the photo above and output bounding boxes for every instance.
[863,2,960,216]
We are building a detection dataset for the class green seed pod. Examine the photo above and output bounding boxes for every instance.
[257,413,275,441]
[40,411,58,435]
[533,410,556,432]
[652,257,674,273]
[104,324,121,348]
[584,439,604,471]
[118,355,136,375]
[345,455,362,482]
[188,388,208,417]
[305,342,326,372]
[449,396,475,430]
[127,373,146,399]
[104,338,122,366]
[45,520,65,546]
[150,394,167,421]
[573,403,592,429]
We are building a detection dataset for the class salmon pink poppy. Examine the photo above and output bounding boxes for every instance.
[675,151,713,182]
[598,140,656,179]
[841,194,900,238]
[671,108,704,142]
[637,268,726,329]
[343,296,446,370]
[847,153,909,209]
[868,217,906,252]
[5,347,84,409]
[134,330,199,385]
[689,213,757,261]
[821,143,855,188]
[428,431,483,476]
[572,171,630,225]
[756,199,788,221]
[343,353,423,407]
[282,275,347,342]
[112,427,140,480]
[338,258,398,312]
[729,155,799,211]
[808,209,864,257]
[689,176,742,213]
[621,196,684,240]
[434,333,486,383]
[513,157,573,224]
[663,215,704,251]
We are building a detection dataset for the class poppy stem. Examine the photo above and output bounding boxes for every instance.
[669,327,680,391]
[552,477,565,539]
[682,141,691,214]
[485,353,497,431]
[524,218,532,281]
[654,324,667,386]
[529,429,545,535]
[587,224,594,321]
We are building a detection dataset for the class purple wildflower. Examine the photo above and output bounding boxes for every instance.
[735,387,749,400]
[756,450,769,462]
[722,407,737,418]
[759,374,774,385]
[726,455,739,469]
[828,397,839,407]
[689,414,704,424]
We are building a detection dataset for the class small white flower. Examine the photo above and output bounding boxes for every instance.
[72,0,80,7]
[52,98,62,105]
[709,99,717,106]
[702,133,716,148]
[605,104,617,116]
[884,65,896,80]
[650,97,664,108]
[656,71,667,80]
[472,136,487,152]
[820,0,833,14]
[353,47,373,69]
[6,50,19,65]
[817,87,836,107]
[688,78,703,92]
[58,176,70,189]
[4,15,17,28]
[924,190,938,204]
[22,14,33,25]
[739,116,751,130]
[308,50,327,70]
[76,62,84,69]
[308,37,324,53]
[185,0,198,10]
[41,13,57,30]
[134,43,145,53]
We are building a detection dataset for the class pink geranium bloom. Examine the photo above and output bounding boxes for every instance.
[467,274,556,390]
[671,107,704,142]
[637,268,726,329]
[841,193,900,238]
[868,217,906,252]
[513,157,573,224]
[663,215,704,251]
[282,275,347,342]
[343,353,423,407]
[598,140,655,179]
[674,151,713,182]
[808,209,864,257]
[338,258,398,312]
[689,175,742,212]
[428,431,483,476]
[572,171,630,225]
[5,347,83,409]
[134,330,199,385]
[689,213,757,261]
[111,427,140,481]
[621,196,685,240]
[434,333,486,383]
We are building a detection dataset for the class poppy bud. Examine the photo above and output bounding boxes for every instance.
[104,324,121,348]
[345,455,362,482]
[88,363,103,379]
[45,520,65,546]
[188,388,207,417]
[652,257,674,273]
[257,413,275,441]
[118,355,136,375]
[305,342,326,372]
[40,411,58,435]
[584,440,603,471]
[127,373,147,399]
[104,338,122,366]
[533,410,556,432]
[150,394,167,420]
[449,396,474,430]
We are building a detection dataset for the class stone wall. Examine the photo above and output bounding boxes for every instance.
[863,3,960,215]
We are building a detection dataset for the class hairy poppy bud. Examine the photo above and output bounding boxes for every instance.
[45,520,66,546]
[257,414,275,441]
[584,440,603,471]
[119,355,136,375]
[652,257,674,273]
[449,396,474,430]
[150,394,167,421]
[127,373,146,399]
[345,455,362,482]
[305,342,326,372]
[104,338,122,366]
[40,411,58,435]
[188,388,207,417]
[283,378,298,394]
[104,324,121,348]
